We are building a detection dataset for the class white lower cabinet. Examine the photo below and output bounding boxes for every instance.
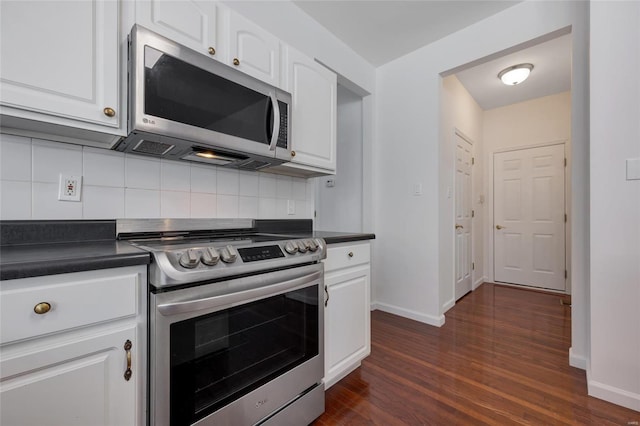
[323,242,371,389]
[0,266,146,426]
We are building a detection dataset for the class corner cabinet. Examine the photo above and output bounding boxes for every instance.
[323,241,371,389]
[0,266,147,426]
[269,45,337,177]
[0,0,124,141]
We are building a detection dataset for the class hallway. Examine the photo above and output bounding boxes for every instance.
[316,284,638,424]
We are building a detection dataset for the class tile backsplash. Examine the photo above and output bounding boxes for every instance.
[0,134,314,220]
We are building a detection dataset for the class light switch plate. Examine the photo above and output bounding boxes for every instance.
[626,158,640,180]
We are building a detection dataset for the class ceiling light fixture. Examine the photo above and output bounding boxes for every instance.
[498,63,534,86]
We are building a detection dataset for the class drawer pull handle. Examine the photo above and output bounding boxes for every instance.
[33,302,51,315]
[124,340,133,381]
[324,285,329,307]
[348,252,354,258]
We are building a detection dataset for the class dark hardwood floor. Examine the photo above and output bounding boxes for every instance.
[314,283,639,425]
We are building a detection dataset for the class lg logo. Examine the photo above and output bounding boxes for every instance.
[255,398,268,408]
[142,117,156,125]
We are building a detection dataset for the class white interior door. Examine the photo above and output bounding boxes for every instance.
[455,133,473,300]
[494,144,565,291]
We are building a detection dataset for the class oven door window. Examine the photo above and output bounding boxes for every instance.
[144,46,274,145]
[169,285,319,425]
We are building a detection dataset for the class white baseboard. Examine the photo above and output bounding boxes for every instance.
[373,302,445,327]
[370,301,379,311]
[442,298,455,313]
[473,276,486,290]
[587,374,640,412]
[569,347,587,370]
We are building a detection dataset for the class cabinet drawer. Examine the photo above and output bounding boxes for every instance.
[1,269,139,345]
[324,242,370,272]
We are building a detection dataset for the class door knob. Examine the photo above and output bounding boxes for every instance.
[496,225,505,230]
[455,224,463,229]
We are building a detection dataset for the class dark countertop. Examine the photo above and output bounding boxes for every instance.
[0,219,373,281]
[0,241,151,281]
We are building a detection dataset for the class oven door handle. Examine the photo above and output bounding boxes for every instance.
[157,271,321,316]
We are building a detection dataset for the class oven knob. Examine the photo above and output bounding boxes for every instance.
[221,245,238,263]
[201,247,220,266]
[284,241,298,254]
[179,249,200,268]
[307,239,319,252]
[296,240,308,253]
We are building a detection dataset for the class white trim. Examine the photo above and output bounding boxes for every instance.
[569,347,587,370]
[374,302,445,327]
[442,298,455,313]
[587,374,640,412]
[473,276,486,290]
[491,139,567,154]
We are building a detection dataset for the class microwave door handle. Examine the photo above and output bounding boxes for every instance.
[268,91,280,151]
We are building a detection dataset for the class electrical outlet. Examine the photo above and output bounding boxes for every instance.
[58,174,82,202]
[287,200,295,215]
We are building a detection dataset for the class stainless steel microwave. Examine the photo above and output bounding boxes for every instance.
[112,25,291,171]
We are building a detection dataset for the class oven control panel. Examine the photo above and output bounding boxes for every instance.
[237,245,285,262]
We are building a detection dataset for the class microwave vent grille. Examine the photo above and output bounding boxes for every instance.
[237,160,271,171]
[133,139,175,156]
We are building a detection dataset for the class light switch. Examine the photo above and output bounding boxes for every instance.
[413,183,423,196]
[626,158,640,180]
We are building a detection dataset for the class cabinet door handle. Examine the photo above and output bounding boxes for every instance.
[291,150,296,157]
[208,46,216,56]
[324,285,329,307]
[348,252,354,258]
[233,58,240,66]
[33,302,51,315]
[124,340,132,381]
[103,107,116,117]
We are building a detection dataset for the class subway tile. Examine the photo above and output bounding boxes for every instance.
[161,191,190,218]
[217,169,239,195]
[32,139,82,183]
[258,197,277,219]
[125,188,160,218]
[83,147,124,187]
[239,171,259,197]
[125,154,160,190]
[238,196,258,218]
[292,178,307,201]
[190,164,217,194]
[217,194,239,218]
[0,134,31,181]
[82,186,125,219]
[32,182,82,219]
[276,175,293,199]
[0,180,31,219]
[258,173,277,198]
[161,159,191,191]
[190,193,216,218]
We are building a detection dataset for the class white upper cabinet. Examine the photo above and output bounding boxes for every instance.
[0,0,121,131]
[279,45,337,175]
[223,10,280,87]
[135,0,220,59]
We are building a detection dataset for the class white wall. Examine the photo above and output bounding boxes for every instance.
[439,75,484,310]
[315,86,363,233]
[589,1,640,411]
[0,134,313,220]
[373,0,590,366]
[483,91,572,285]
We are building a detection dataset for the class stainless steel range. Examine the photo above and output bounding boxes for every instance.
[117,219,325,426]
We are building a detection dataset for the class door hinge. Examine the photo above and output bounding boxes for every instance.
[564,213,567,223]
[472,157,475,165]
[564,158,567,167]
[565,270,568,279]
[472,262,475,270]
[472,210,475,218]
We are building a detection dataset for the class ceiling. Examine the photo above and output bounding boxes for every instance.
[455,34,572,110]
[293,1,520,67]
[293,0,571,109]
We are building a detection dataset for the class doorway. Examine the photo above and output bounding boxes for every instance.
[493,143,566,291]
